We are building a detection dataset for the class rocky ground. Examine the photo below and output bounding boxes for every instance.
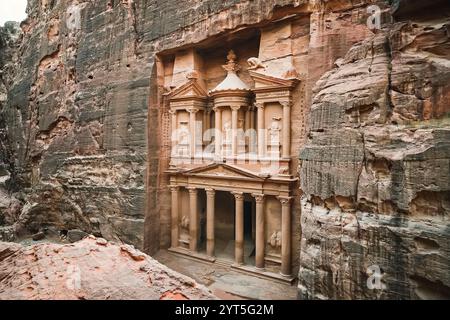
[0,237,216,300]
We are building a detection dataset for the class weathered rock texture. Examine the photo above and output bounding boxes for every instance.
[0,22,21,242]
[0,0,449,300]
[0,237,216,300]
[298,0,450,299]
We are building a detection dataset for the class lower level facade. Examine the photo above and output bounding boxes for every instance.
[168,162,297,280]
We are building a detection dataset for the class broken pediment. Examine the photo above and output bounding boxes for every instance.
[169,79,208,102]
[249,70,299,91]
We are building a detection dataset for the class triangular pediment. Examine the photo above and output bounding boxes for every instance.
[170,79,208,101]
[249,70,299,89]
[184,163,264,180]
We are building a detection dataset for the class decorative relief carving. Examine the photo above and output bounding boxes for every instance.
[247,57,266,70]
[268,231,282,249]
[269,117,281,144]
[282,67,300,79]
[278,166,290,175]
[186,70,200,80]
[268,117,281,157]
[223,50,241,73]
[177,122,190,157]
[181,216,190,230]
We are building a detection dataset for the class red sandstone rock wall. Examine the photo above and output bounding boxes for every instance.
[299,1,450,299]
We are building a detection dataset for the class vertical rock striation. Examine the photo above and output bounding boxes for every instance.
[298,1,450,299]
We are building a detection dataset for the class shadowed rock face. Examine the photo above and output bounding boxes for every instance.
[298,2,450,300]
[0,237,216,300]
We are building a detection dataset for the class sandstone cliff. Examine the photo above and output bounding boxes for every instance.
[298,0,450,299]
[0,237,215,300]
[0,0,449,300]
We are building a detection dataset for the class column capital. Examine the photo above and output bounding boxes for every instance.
[169,109,177,115]
[232,192,244,201]
[230,105,241,111]
[205,188,216,196]
[213,106,222,112]
[169,185,180,192]
[280,101,292,108]
[255,102,265,109]
[187,187,198,194]
[278,196,293,206]
[252,193,265,203]
[187,107,199,114]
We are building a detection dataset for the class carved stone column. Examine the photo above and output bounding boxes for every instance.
[231,105,240,157]
[187,187,199,252]
[170,186,180,248]
[256,102,265,158]
[249,105,257,154]
[188,108,199,157]
[278,196,293,276]
[233,192,245,265]
[205,188,216,257]
[214,107,222,159]
[281,101,291,158]
[253,194,265,269]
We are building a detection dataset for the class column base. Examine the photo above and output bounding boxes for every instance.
[280,272,293,279]
[231,264,296,284]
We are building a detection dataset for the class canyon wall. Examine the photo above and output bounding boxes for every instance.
[0,0,449,299]
[298,0,450,299]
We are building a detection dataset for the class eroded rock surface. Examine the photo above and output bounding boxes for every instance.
[0,237,216,300]
[298,2,450,300]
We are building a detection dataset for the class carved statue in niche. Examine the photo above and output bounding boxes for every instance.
[181,216,190,230]
[237,118,246,154]
[268,117,281,157]
[223,121,232,155]
[247,57,266,70]
[268,231,282,249]
[177,122,190,157]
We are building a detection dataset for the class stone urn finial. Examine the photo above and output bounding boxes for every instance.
[223,50,241,73]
